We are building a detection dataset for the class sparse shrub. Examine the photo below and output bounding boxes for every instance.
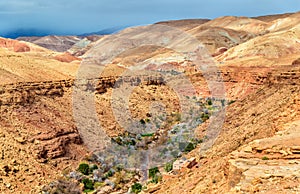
[184,142,195,153]
[207,99,212,105]
[140,119,146,125]
[78,163,90,175]
[116,164,124,172]
[150,174,162,184]
[131,183,142,193]
[201,113,210,122]
[141,133,154,137]
[164,162,173,172]
[179,142,187,152]
[148,167,159,179]
[82,178,94,191]
[262,156,269,160]
[89,164,98,174]
[132,139,136,146]
[104,169,114,178]
[228,100,236,105]
[114,136,123,145]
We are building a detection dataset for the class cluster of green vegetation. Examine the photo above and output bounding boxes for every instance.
[104,169,114,179]
[82,178,94,192]
[140,133,154,137]
[74,161,143,193]
[76,163,99,192]
[78,163,98,176]
[177,138,202,153]
[112,136,136,146]
[207,99,213,106]
[262,156,269,160]
[201,112,210,122]
[184,142,195,153]
[164,161,173,172]
[149,167,159,179]
[131,183,142,193]
[148,167,162,184]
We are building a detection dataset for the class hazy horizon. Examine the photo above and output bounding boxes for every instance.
[0,0,300,38]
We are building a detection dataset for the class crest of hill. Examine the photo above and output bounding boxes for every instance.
[201,16,269,35]
[253,12,294,22]
[87,18,256,66]
[266,12,300,32]
[0,37,50,53]
[155,19,210,30]
[216,24,300,66]
[17,35,83,52]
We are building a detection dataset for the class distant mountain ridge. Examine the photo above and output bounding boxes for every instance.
[1,26,125,39]
[1,28,53,39]
[78,26,126,36]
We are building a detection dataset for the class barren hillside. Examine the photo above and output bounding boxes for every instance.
[1,11,300,194]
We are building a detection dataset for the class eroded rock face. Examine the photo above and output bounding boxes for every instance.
[0,91,87,193]
[0,78,90,193]
[228,121,300,193]
[0,38,30,52]
[292,58,300,65]
[0,79,73,106]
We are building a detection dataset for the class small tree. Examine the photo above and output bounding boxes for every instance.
[148,167,159,179]
[207,99,212,105]
[131,183,142,193]
[78,163,90,175]
[82,178,94,190]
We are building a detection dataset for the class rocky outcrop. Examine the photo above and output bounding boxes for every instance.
[3,65,300,107]
[292,58,300,65]
[34,126,82,160]
[0,79,73,106]
[228,120,300,193]
[0,75,166,106]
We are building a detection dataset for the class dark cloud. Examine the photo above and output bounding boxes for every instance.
[0,0,299,37]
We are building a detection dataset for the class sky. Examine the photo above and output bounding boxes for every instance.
[0,0,300,37]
